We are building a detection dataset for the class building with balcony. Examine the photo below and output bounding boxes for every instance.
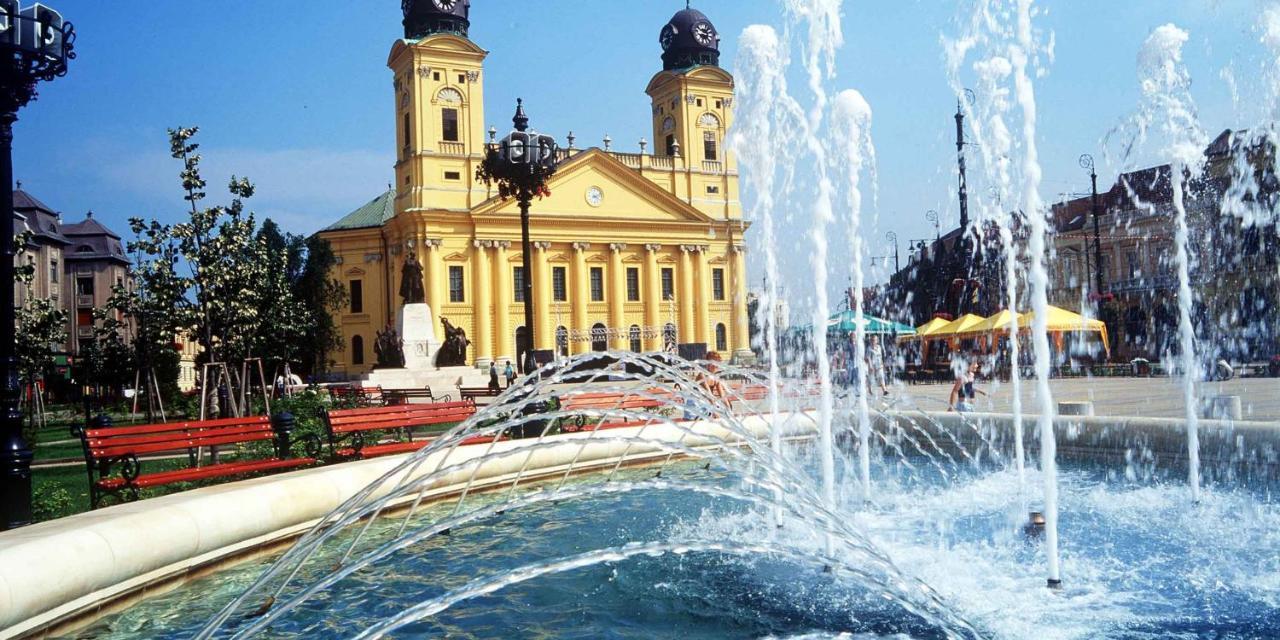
[317,2,751,375]
[12,185,69,309]
[1050,129,1279,362]
[59,212,129,353]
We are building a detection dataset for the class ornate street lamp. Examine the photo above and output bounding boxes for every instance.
[0,1,75,529]
[1079,153,1109,301]
[885,231,899,273]
[477,99,559,373]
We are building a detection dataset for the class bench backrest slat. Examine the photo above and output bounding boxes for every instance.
[328,401,471,415]
[83,418,277,461]
[85,416,271,440]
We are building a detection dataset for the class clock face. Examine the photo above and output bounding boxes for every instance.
[586,187,604,207]
[660,25,677,51]
[433,0,457,11]
[693,22,715,46]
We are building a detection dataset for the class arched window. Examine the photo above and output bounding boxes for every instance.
[556,326,569,357]
[591,323,609,352]
[351,335,365,365]
[629,325,642,353]
[715,323,727,352]
[663,323,678,352]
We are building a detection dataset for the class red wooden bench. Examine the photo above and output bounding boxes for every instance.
[459,386,501,402]
[79,416,317,509]
[330,385,383,407]
[323,400,496,459]
[383,386,451,405]
[559,392,666,432]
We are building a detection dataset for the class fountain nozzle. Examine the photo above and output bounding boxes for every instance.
[1023,511,1047,539]
[1047,578,1063,590]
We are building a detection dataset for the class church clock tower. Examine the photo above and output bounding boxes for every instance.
[646,7,736,192]
[390,0,488,214]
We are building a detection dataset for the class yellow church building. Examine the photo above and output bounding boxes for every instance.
[318,1,751,374]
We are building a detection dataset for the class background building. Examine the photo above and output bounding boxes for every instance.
[1050,129,1279,363]
[60,212,129,353]
[12,185,69,308]
[318,2,751,376]
[10,188,130,392]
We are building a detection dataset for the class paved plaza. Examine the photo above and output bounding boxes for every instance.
[892,375,1280,422]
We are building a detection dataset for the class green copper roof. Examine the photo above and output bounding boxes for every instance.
[324,189,395,231]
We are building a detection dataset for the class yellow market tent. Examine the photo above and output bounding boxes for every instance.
[970,309,1025,334]
[1022,305,1110,357]
[932,314,986,339]
[924,314,987,360]
[901,317,950,343]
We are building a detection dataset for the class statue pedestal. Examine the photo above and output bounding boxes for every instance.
[397,303,440,370]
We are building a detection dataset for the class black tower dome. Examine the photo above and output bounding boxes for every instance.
[402,0,471,39]
[659,6,721,71]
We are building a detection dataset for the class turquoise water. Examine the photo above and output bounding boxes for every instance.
[73,457,1280,639]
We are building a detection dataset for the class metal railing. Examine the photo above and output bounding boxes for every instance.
[1108,274,1176,293]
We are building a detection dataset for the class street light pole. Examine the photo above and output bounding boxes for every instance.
[885,231,899,273]
[477,99,559,374]
[1080,154,1105,297]
[1,2,75,529]
[519,197,534,367]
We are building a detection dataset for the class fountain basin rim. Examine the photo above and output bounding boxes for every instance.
[0,415,805,640]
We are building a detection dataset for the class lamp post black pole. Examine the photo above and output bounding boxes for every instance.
[0,111,30,530]
[477,99,558,374]
[0,3,75,529]
[1090,165,1104,295]
[886,231,900,274]
[1078,154,1105,297]
[519,196,535,371]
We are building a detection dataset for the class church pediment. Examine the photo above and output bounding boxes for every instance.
[548,253,570,263]
[443,251,468,262]
[471,149,715,225]
[585,253,609,263]
[622,254,645,264]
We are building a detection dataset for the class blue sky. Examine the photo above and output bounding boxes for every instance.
[9,0,1268,289]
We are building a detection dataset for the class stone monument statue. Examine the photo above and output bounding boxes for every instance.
[373,325,406,369]
[436,316,471,367]
[399,251,425,305]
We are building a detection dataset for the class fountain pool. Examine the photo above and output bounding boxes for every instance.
[74,448,1280,639]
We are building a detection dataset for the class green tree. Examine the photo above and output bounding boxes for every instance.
[13,231,67,385]
[286,234,343,376]
[251,219,311,376]
[167,126,264,368]
[13,231,68,436]
[106,218,192,411]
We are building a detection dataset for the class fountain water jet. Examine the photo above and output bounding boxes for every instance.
[832,88,878,504]
[1009,0,1063,588]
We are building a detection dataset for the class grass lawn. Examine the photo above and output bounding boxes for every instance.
[32,457,187,522]
[28,414,475,523]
